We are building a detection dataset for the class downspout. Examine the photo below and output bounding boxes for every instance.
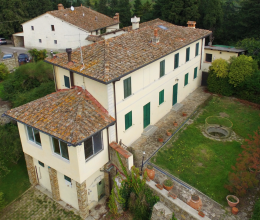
[107,127,110,161]
[52,65,57,91]
[200,38,205,70]
[113,81,119,143]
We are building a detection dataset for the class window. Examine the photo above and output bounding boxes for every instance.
[39,39,42,43]
[159,90,164,105]
[96,30,98,35]
[27,126,42,146]
[194,67,198,79]
[31,26,34,30]
[38,161,44,167]
[205,53,212,62]
[195,43,199,56]
[160,60,165,77]
[125,111,132,130]
[54,40,57,44]
[174,53,179,69]
[64,75,70,88]
[64,175,71,182]
[52,137,69,160]
[186,47,190,62]
[184,73,189,86]
[84,132,103,160]
[51,25,55,31]
[123,77,131,99]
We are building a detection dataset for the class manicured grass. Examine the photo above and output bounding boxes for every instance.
[151,96,260,205]
[0,155,30,207]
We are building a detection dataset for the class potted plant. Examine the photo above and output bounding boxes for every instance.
[163,179,174,191]
[166,129,172,136]
[145,165,155,180]
[173,121,178,126]
[226,195,239,207]
[182,112,187,117]
[158,135,163,142]
[187,194,202,210]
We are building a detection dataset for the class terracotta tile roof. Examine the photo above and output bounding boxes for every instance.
[47,6,119,32]
[3,87,115,146]
[45,19,211,84]
[86,35,105,42]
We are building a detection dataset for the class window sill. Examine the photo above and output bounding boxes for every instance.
[158,101,166,107]
[27,140,42,149]
[85,148,104,163]
[52,153,70,164]
[123,124,135,133]
[123,94,133,101]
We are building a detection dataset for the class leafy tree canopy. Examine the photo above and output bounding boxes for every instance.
[209,58,229,78]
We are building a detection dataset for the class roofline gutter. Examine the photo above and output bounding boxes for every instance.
[45,33,212,85]
[90,22,120,32]
[2,113,115,147]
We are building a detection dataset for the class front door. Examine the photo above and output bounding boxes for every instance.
[143,102,150,128]
[172,83,178,105]
[97,179,105,201]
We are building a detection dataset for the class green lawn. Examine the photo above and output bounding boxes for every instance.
[151,96,260,205]
[0,156,30,207]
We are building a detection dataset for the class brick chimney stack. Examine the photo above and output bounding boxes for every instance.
[113,13,119,22]
[187,21,196,28]
[152,29,159,44]
[58,4,64,10]
[131,16,140,30]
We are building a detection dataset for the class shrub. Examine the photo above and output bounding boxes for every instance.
[251,198,260,220]
[0,192,5,210]
[28,49,47,62]
[0,63,9,80]
[209,58,229,78]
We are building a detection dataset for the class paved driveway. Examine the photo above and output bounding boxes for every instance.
[0,44,29,56]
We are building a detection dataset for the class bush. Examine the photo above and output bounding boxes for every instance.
[0,63,9,80]
[28,49,47,62]
[207,71,234,96]
[0,192,5,210]
[251,198,260,220]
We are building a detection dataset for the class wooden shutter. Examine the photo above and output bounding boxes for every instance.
[125,111,132,130]
[185,73,189,86]
[174,53,179,69]
[64,76,70,88]
[124,77,131,98]
[186,47,190,62]
[160,60,165,77]
[196,43,199,56]
[194,67,198,79]
[159,90,164,105]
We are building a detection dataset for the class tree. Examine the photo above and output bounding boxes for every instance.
[26,0,52,18]
[209,58,229,78]
[237,38,260,67]
[133,0,143,17]
[97,0,109,16]
[117,0,131,27]
[28,48,47,62]
[229,55,258,87]
[140,1,153,22]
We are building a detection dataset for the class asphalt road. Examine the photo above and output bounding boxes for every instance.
[0,44,29,55]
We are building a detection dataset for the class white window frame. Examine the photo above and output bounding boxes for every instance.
[26,125,42,148]
[51,137,70,162]
[64,175,72,187]
[85,132,104,162]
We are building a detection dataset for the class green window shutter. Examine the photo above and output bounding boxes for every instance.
[64,76,70,88]
[186,47,190,62]
[174,53,179,69]
[159,90,164,105]
[160,60,165,77]
[124,77,131,99]
[196,43,199,56]
[125,111,132,130]
[194,67,198,79]
[184,73,189,86]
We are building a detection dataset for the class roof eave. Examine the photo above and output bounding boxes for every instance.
[89,22,120,32]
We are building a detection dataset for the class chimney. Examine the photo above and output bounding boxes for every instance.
[66,48,73,66]
[58,4,64,10]
[152,29,159,44]
[113,13,119,22]
[187,21,196,28]
[131,16,140,30]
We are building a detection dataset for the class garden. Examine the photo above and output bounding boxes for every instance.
[151,96,260,206]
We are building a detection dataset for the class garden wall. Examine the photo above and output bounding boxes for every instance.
[0,52,19,71]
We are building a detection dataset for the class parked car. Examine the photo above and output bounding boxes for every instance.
[18,53,30,63]
[0,38,7,45]
[2,54,13,60]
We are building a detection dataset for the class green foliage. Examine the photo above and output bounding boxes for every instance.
[1,61,54,106]
[163,179,173,187]
[133,0,143,17]
[229,55,258,87]
[108,188,118,216]
[117,0,131,27]
[209,58,229,78]
[0,192,5,210]
[171,213,177,220]
[0,124,22,177]
[28,49,48,62]
[0,63,9,81]
[251,198,260,220]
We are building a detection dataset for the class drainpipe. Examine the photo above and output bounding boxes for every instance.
[52,65,57,91]
[107,127,110,161]
[113,81,119,143]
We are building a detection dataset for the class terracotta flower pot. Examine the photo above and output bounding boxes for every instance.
[226,195,239,207]
[173,122,178,126]
[232,207,239,215]
[145,167,155,180]
[187,195,202,211]
[182,112,187,117]
[163,184,173,191]
[166,131,172,136]
[158,137,163,142]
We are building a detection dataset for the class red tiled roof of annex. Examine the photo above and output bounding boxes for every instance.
[45,19,211,83]
[47,6,119,32]
[4,87,115,146]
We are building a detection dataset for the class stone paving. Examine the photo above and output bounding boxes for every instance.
[128,87,254,220]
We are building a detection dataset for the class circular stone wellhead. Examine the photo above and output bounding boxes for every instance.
[205,116,233,139]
